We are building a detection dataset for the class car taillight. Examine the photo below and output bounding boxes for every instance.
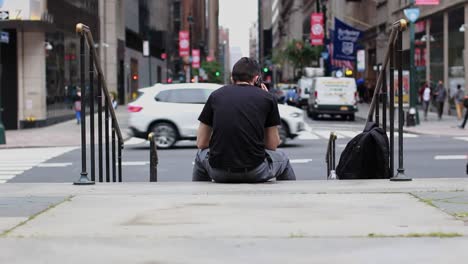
[354,91,358,99]
[127,105,143,112]
[314,91,318,98]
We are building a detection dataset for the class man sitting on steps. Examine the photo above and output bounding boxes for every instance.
[192,57,296,183]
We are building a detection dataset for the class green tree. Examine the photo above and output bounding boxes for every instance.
[278,40,322,79]
[201,61,223,83]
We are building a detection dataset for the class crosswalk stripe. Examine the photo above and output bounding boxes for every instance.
[434,155,467,160]
[36,163,73,168]
[297,132,320,140]
[314,130,335,139]
[335,130,359,138]
[0,175,15,180]
[290,159,313,164]
[122,161,149,166]
[0,146,78,184]
[454,137,468,142]
[0,171,23,175]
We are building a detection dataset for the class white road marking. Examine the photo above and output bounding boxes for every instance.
[122,161,149,166]
[434,155,467,160]
[297,132,320,140]
[0,147,78,184]
[36,163,73,168]
[290,159,313,164]
[337,144,347,148]
[335,130,359,138]
[125,137,147,145]
[386,132,419,138]
[454,137,468,142]
[314,130,335,139]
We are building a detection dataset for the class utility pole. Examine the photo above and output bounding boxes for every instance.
[0,33,6,144]
[258,0,263,65]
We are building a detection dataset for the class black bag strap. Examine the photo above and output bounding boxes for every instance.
[364,121,377,132]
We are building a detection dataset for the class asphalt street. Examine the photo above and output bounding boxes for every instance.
[5,116,468,183]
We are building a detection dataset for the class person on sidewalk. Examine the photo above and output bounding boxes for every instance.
[73,91,82,125]
[434,80,447,120]
[422,82,431,121]
[454,85,465,120]
[458,95,468,129]
[192,57,296,183]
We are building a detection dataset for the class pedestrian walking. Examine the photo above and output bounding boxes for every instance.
[454,84,465,120]
[422,82,431,121]
[73,91,82,125]
[458,95,468,129]
[192,57,296,183]
[434,80,447,120]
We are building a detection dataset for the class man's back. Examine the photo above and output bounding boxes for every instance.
[198,84,279,169]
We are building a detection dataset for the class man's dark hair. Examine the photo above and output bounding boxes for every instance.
[231,57,260,82]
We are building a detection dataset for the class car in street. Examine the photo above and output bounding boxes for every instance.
[306,76,358,121]
[127,83,306,149]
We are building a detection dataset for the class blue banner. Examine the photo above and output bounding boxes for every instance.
[333,18,362,61]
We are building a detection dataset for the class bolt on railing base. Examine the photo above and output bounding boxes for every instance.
[328,170,337,180]
[390,169,412,181]
[73,172,95,185]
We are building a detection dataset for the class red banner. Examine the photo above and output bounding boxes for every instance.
[310,13,324,46]
[192,49,200,68]
[179,30,190,57]
[415,0,439,5]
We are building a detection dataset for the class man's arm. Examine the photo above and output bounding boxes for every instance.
[264,126,280,151]
[196,122,212,149]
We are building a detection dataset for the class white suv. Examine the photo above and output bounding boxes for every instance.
[128,83,306,149]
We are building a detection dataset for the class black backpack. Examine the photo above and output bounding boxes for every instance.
[336,122,390,179]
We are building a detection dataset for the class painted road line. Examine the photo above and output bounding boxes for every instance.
[125,137,147,146]
[37,163,73,168]
[335,130,359,138]
[297,132,320,140]
[454,137,468,142]
[314,130,335,139]
[0,175,14,180]
[0,171,24,175]
[290,159,313,164]
[122,161,149,166]
[0,180,8,184]
[0,166,32,170]
[386,132,419,138]
[337,144,347,148]
[434,155,467,160]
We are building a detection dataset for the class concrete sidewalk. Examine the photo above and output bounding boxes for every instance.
[356,103,467,136]
[0,107,130,149]
[1,179,468,263]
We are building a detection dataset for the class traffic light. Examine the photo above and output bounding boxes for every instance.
[215,71,220,77]
[263,67,268,73]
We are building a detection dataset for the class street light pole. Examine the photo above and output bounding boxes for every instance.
[0,40,5,144]
[409,0,420,125]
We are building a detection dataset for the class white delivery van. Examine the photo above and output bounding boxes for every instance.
[297,77,313,109]
[306,77,358,121]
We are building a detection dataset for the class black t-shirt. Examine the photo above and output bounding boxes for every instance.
[198,84,281,169]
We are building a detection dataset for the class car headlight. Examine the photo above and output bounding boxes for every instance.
[289,112,301,118]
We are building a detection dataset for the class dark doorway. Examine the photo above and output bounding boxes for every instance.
[118,60,125,104]
[0,29,18,130]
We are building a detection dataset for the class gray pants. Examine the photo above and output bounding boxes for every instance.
[192,149,296,183]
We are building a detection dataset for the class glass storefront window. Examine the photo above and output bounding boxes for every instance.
[448,7,465,98]
[45,32,81,119]
[430,14,443,89]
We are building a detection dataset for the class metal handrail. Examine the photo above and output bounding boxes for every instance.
[74,23,124,184]
[326,132,337,180]
[76,23,123,142]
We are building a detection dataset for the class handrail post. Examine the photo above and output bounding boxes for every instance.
[89,43,96,182]
[326,132,337,180]
[97,74,103,182]
[74,32,94,185]
[118,140,123,182]
[382,69,387,133]
[389,43,395,177]
[112,122,116,182]
[391,30,412,181]
[149,133,158,182]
